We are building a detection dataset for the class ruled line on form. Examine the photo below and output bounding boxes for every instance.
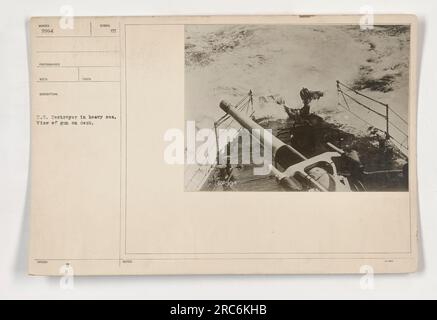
[36,50,120,53]
[37,65,121,68]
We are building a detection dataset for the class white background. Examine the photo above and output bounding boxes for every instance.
[0,0,436,299]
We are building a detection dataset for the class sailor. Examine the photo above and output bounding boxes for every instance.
[342,144,364,183]
[299,87,312,116]
[283,88,324,120]
[216,156,235,191]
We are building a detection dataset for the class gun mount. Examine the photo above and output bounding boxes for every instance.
[219,100,351,192]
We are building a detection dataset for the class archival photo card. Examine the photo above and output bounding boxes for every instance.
[29,15,418,275]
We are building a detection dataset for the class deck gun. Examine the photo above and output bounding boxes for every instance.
[219,100,351,192]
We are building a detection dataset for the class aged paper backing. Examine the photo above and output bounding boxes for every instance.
[29,15,418,275]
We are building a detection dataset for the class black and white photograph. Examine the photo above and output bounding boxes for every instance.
[184,24,410,192]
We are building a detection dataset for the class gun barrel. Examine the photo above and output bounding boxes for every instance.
[219,100,306,169]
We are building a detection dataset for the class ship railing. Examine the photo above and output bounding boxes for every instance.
[336,80,408,155]
[184,90,254,191]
